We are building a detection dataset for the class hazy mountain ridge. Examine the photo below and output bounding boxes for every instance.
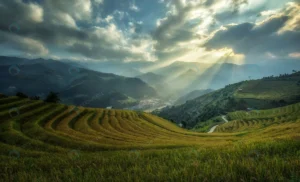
[0,56,157,109]
[174,89,214,105]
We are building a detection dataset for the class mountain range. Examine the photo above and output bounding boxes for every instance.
[0,56,157,109]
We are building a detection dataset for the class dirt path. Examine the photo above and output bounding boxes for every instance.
[207,116,228,133]
[221,116,229,123]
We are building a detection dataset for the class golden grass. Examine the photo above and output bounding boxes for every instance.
[0,96,300,181]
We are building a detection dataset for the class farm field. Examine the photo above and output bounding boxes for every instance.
[0,95,300,181]
[216,102,300,133]
[234,75,300,102]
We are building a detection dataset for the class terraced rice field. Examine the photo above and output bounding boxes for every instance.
[1,95,300,181]
[215,102,300,133]
[0,96,238,151]
[233,73,300,101]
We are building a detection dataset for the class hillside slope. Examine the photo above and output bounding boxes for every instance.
[174,89,214,105]
[0,94,232,151]
[215,102,300,133]
[1,94,300,181]
[0,56,157,108]
[155,71,300,128]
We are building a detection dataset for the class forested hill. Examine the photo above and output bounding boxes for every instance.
[154,71,300,128]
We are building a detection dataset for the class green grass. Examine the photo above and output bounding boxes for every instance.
[1,140,300,182]
[234,77,300,101]
[216,102,300,133]
[1,95,300,181]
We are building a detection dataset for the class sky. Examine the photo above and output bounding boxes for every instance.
[0,0,299,67]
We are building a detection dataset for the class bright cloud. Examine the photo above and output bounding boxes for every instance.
[0,0,299,65]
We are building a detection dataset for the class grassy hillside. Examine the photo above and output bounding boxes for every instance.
[0,95,300,181]
[234,73,300,103]
[215,102,300,133]
[155,71,300,128]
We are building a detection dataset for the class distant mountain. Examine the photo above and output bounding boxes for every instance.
[154,61,211,76]
[152,62,265,96]
[154,71,300,128]
[76,61,144,77]
[174,89,214,105]
[185,63,263,91]
[168,69,199,92]
[139,62,265,98]
[136,72,174,98]
[0,56,157,109]
[136,72,166,86]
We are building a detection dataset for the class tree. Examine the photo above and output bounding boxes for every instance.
[279,99,286,106]
[181,121,187,128]
[45,92,61,103]
[16,92,28,98]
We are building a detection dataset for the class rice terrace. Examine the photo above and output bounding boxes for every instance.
[1,0,300,181]
[0,93,300,181]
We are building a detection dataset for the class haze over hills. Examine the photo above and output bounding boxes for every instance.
[2,56,299,112]
[174,89,214,106]
[0,56,157,109]
[137,61,300,98]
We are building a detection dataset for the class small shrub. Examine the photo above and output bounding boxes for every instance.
[16,92,28,98]
[45,92,61,103]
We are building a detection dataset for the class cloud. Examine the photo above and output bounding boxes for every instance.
[289,52,300,58]
[0,0,299,66]
[204,3,300,62]
[129,1,140,12]
[0,0,155,62]
[152,0,207,61]
[0,31,48,56]
[44,0,92,21]
[231,0,248,13]
[278,2,300,33]
[151,0,256,62]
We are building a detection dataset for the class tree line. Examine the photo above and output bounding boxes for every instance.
[16,91,60,103]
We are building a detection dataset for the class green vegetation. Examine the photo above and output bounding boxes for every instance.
[16,92,28,98]
[44,92,61,103]
[216,102,300,133]
[234,72,300,102]
[0,95,300,181]
[155,71,300,128]
[193,116,224,132]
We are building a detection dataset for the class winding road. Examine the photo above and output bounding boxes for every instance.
[207,116,228,133]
